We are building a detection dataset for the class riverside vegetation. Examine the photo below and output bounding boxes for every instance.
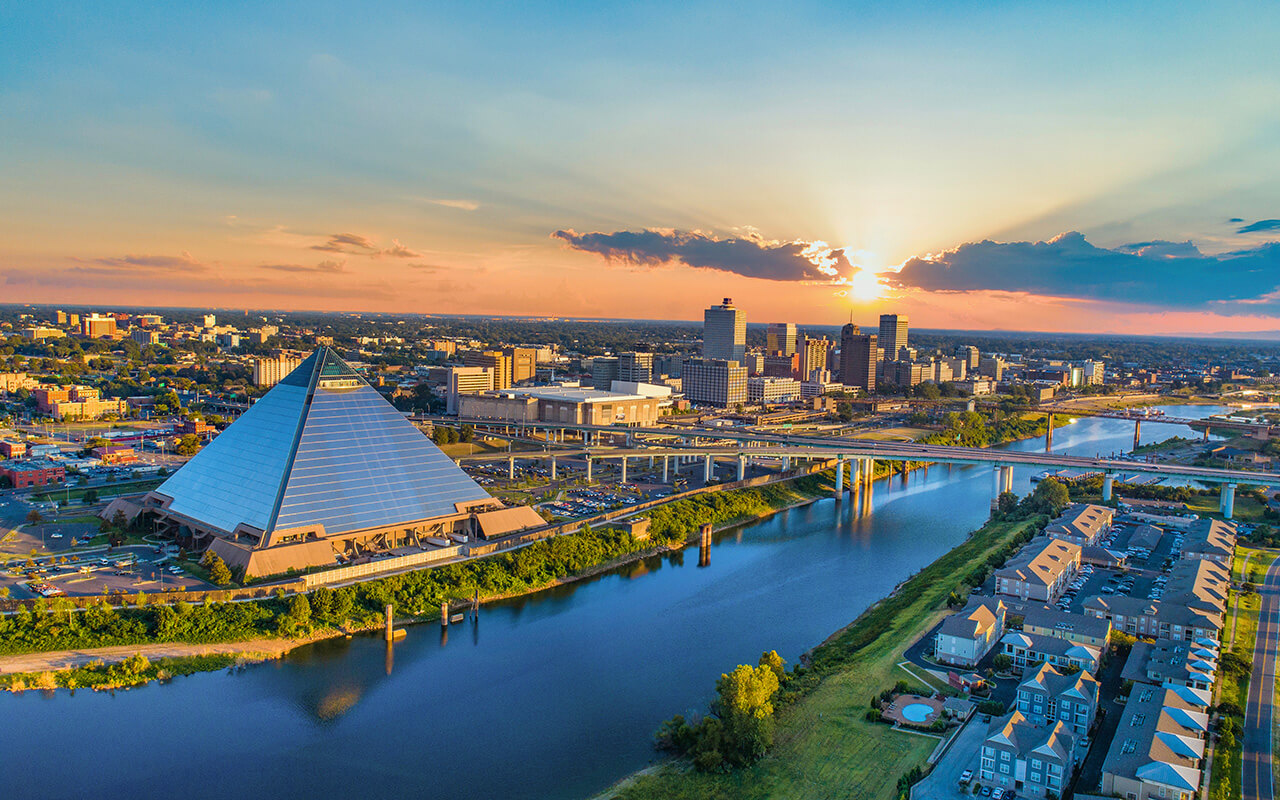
[0,474,836,662]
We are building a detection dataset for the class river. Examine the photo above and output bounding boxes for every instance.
[0,404,1230,800]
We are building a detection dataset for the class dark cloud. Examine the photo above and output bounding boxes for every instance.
[1228,217,1244,224]
[260,260,347,274]
[551,228,850,282]
[891,231,1280,312]
[1238,219,1280,234]
[311,233,378,253]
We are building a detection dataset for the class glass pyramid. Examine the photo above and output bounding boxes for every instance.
[154,348,491,539]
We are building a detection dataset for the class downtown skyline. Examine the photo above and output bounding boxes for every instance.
[4,2,1280,334]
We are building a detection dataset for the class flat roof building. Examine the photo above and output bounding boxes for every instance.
[682,358,747,408]
[703,298,745,363]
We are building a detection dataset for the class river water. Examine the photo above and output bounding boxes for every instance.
[0,405,1229,800]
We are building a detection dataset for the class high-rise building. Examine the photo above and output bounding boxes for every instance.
[589,357,619,390]
[878,314,908,360]
[682,358,748,408]
[81,313,118,338]
[617,352,655,384]
[504,347,538,384]
[253,353,306,387]
[763,352,801,379]
[464,350,512,389]
[955,345,980,370]
[979,356,1007,381]
[801,337,831,380]
[840,324,877,392]
[748,376,801,404]
[703,298,746,363]
[202,314,217,328]
[766,323,797,356]
[55,311,67,325]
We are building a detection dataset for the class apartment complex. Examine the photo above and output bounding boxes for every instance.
[994,537,1082,602]
[1044,503,1114,546]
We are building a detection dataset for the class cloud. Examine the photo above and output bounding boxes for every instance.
[407,262,444,272]
[82,251,207,271]
[1238,219,1280,234]
[381,239,423,258]
[1228,217,1244,224]
[551,228,853,282]
[425,198,480,211]
[890,231,1280,312]
[311,233,378,253]
[260,259,348,274]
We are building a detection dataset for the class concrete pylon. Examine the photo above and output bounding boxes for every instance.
[585,456,593,484]
[704,454,713,483]
[1221,483,1237,519]
[835,455,845,498]
[737,455,746,481]
[620,457,627,484]
[662,455,669,483]
[1102,473,1114,502]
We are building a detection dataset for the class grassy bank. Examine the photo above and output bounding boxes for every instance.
[1211,546,1275,800]
[603,513,1045,800]
[0,652,241,692]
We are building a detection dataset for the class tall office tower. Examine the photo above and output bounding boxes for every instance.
[503,347,538,384]
[801,336,832,380]
[766,322,797,356]
[590,357,620,390]
[202,314,217,328]
[617,352,655,384]
[703,298,746,363]
[955,345,980,370]
[840,324,877,392]
[55,311,67,325]
[877,314,908,360]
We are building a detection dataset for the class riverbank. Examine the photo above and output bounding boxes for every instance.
[598,512,1045,800]
[0,472,844,689]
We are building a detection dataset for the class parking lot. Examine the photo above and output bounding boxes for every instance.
[2,545,211,599]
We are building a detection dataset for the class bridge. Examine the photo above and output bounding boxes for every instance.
[449,426,1274,519]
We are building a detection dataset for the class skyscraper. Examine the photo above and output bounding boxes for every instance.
[703,298,746,363]
[840,324,877,392]
[878,314,908,360]
[766,322,797,356]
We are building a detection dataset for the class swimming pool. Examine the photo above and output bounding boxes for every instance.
[900,703,934,724]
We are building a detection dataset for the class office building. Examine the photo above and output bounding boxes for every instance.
[955,345,980,370]
[504,347,539,384]
[839,324,876,392]
[253,353,306,387]
[216,333,241,349]
[617,352,655,384]
[81,313,118,338]
[459,386,661,426]
[446,366,496,414]
[464,350,512,389]
[589,357,620,390]
[877,314,908,359]
[20,326,65,341]
[682,358,747,407]
[135,314,163,326]
[979,356,1007,381]
[131,329,160,346]
[202,314,217,328]
[703,298,746,363]
[747,376,800,404]
[766,322,797,356]
[145,347,521,579]
[763,352,801,379]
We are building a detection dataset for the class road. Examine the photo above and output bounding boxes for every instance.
[1243,556,1280,800]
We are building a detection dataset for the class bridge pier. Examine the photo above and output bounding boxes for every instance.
[782,455,791,472]
[662,455,669,483]
[1102,473,1114,502]
[620,457,627,484]
[550,456,557,480]
[704,454,713,483]
[1133,419,1142,451]
[1002,466,1014,494]
[737,455,746,481]
[585,456,593,484]
[1220,483,1237,519]
[863,458,875,486]
[508,457,515,480]
[835,455,845,498]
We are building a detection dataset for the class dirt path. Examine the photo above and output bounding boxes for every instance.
[0,637,310,674]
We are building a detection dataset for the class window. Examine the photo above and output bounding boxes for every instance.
[1031,759,1042,770]
[1000,763,1010,774]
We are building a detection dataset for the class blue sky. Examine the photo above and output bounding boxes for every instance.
[3,1,1280,332]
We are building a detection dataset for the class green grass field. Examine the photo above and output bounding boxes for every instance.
[1212,546,1275,800]
[33,479,163,504]
[603,515,1040,800]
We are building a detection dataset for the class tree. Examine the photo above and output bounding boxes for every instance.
[996,491,1019,517]
[992,654,1013,672]
[287,593,312,627]
[83,488,100,504]
[758,650,786,682]
[175,434,202,456]
[207,553,233,586]
[25,509,43,525]
[459,424,475,443]
[1029,478,1069,516]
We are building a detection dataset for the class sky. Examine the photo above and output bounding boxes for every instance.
[3,1,1280,335]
